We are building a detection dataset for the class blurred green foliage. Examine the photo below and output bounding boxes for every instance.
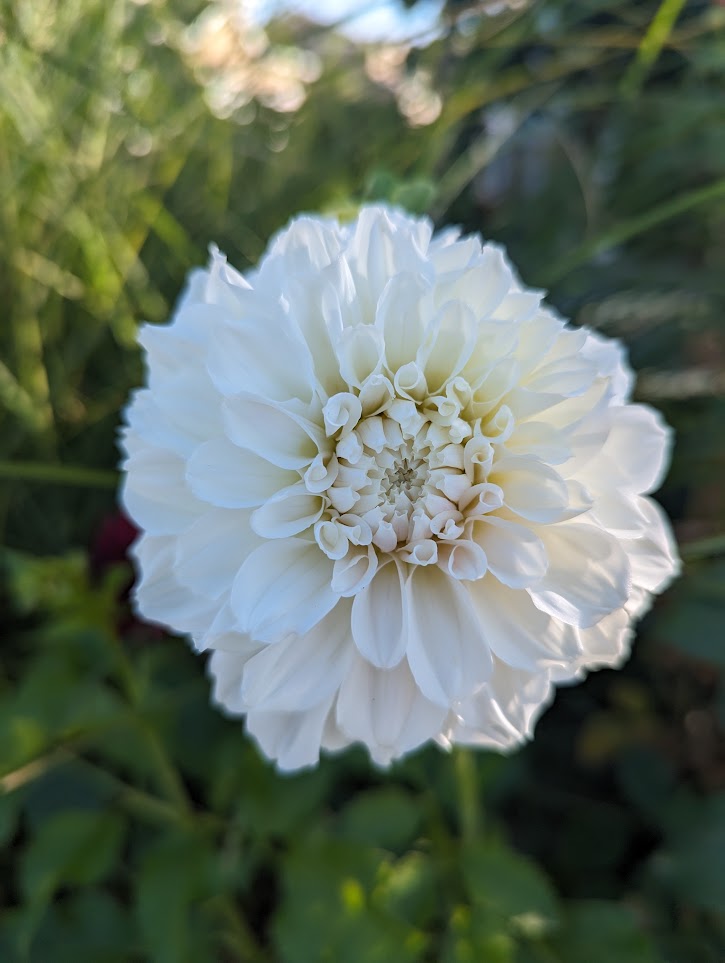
[2,0,725,959]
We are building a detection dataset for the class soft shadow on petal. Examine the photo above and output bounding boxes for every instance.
[528,523,631,628]
[624,497,681,593]
[186,437,297,509]
[467,577,580,671]
[251,483,326,539]
[406,566,492,707]
[491,455,572,523]
[223,393,325,470]
[560,607,634,680]
[579,404,672,495]
[336,653,446,765]
[121,448,205,536]
[241,600,353,712]
[449,657,554,751]
[246,697,335,771]
[351,559,407,668]
[131,535,218,635]
[471,516,547,589]
[230,539,337,642]
[174,508,262,600]
[206,316,317,403]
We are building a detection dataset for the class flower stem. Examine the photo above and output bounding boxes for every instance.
[454,747,480,843]
[620,0,689,100]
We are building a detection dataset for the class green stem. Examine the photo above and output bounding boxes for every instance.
[454,747,480,843]
[620,0,689,99]
[211,894,269,963]
[0,459,118,489]
[106,632,193,817]
[542,176,725,285]
[680,534,725,561]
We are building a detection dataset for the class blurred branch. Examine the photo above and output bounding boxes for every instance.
[0,460,118,489]
[432,87,554,218]
[620,0,688,99]
[0,747,70,794]
[681,534,725,561]
[454,747,481,843]
[542,176,725,284]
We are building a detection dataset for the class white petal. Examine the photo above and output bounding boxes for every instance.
[450,658,553,750]
[377,272,431,372]
[323,392,362,437]
[624,497,681,593]
[284,275,347,397]
[417,299,476,393]
[186,438,297,508]
[580,404,672,495]
[202,604,262,655]
[529,523,631,628]
[246,698,334,771]
[208,648,248,714]
[230,539,337,642]
[336,654,446,765]
[438,245,512,319]
[122,448,204,536]
[331,544,379,597]
[467,577,580,671]
[358,373,395,416]
[393,361,428,402]
[406,566,492,706]
[351,560,407,668]
[206,317,316,403]
[398,539,438,566]
[242,600,353,711]
[574,608,633,674]
[149,366,223,449]
[491,456,572,523]
[436,539,488,580]
[131,535,217,636]
[505,421,571,464]
[260,214,344,276]
[174,508,261,599]
[472,516,547,589]
[581,329,634,404]
[223,393,324,469]
[251,483,326,538]
[334,324,385,388]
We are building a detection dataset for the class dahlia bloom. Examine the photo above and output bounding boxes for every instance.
[120,205,679,770]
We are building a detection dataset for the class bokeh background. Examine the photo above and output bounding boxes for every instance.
[2,0,725,959]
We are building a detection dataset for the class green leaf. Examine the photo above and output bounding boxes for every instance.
[338,787,423,851]
[391,179,437,216]
[652,565,725,668]
[553,901,662,963]
[461,839,560,937]
[373,852,438,927]
[274,839,427,963]
[28,891,132,963]
[21,809,124,899]
[660,795,725,913]
[18,808,125,952]
[134,830,217,963]
[442,906,516,963]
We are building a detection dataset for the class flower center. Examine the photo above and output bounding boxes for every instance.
[308,386,508,570]
[384,456,422,498]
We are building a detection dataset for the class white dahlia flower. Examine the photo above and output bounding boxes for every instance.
[120,205,680,770]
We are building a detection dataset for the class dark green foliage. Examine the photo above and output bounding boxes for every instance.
[1,0,724,959]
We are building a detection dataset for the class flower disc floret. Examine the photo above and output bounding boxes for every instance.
[121,205,680,770]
